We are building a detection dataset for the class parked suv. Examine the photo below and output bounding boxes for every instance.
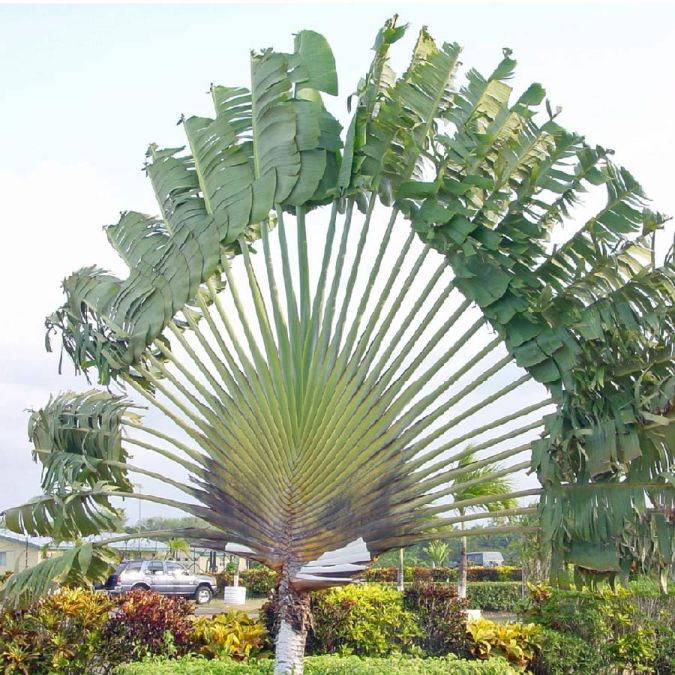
[103,559,215,604]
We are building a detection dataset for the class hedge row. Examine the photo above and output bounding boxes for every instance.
[359,581,523,613]
[114,654,520,674]
[210,568,277,597]
[210,566,523,597]
[363,566,522,583]
[466,582,522,612]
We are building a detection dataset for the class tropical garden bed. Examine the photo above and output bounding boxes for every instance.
[1,582,673,674]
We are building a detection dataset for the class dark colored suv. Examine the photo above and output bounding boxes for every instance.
[103,559,215,604]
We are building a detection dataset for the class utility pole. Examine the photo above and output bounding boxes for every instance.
[134,483,142,558]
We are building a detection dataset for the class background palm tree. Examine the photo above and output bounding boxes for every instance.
[0,16,672,673]
[448,453,517,599]
[424,539,452,569]
[165,537,191,561]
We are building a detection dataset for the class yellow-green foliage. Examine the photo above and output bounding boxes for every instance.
[0,587,114,674]
[190,611,269,661]
[114,654,522,674]
[311,584,422,657]
[467,619,540,669]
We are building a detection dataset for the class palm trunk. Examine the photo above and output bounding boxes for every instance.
[275,619,307,674]
[273,570,311,674]
[458,518,467,599]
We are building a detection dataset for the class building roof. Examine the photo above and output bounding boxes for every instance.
[0,529,221,555]
[53,534,170,552]
[0,529,45,549]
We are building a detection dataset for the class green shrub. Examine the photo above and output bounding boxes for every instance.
[653,624,675,675]
[190,611,270,661]
[467,618,540,669]
[114,654,521,674]
[529,627,607,674]
[242,568,277,597]
[523,584,675,674]
[309,584,422,656]
[466,582,522,611]
[627,575,669,595]
[403,582,469,656]
[0,587,114,674]
[522,585,604,636]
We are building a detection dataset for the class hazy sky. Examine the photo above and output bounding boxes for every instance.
[1,2,674,524]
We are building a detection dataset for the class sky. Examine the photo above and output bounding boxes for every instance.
[1,2,674,525]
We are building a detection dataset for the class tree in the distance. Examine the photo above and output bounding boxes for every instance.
[425,539,452,569]
[165,538,192,561]
[447,453,517,598]
[505,511,550,584]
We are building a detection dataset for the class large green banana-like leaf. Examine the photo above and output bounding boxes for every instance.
[2,490,124,541]
[45,31,341,381]
[28,390,134,493]
[5,18,673,648]
[0,543,119,607]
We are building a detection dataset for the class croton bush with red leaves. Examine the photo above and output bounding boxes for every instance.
[102,589,195,664]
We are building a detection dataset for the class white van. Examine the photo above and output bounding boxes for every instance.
[466,551,504,567]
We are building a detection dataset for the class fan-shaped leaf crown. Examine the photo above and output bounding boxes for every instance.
[2,17,672,607]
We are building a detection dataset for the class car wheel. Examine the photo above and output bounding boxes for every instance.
[131,583,150,592]
[195,585,213,605]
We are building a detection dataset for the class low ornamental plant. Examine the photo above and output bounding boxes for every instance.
[403,582,469,656]
[263,581,526,659]
[308,584,422,657]
[522,583,675,674]
[1,588,271,673]
[102,589,195,664]
[0,587,114,675]
[467,618,540,669]
[0,605,40,674]
[529,626,607,675]
[190,611,270,660]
